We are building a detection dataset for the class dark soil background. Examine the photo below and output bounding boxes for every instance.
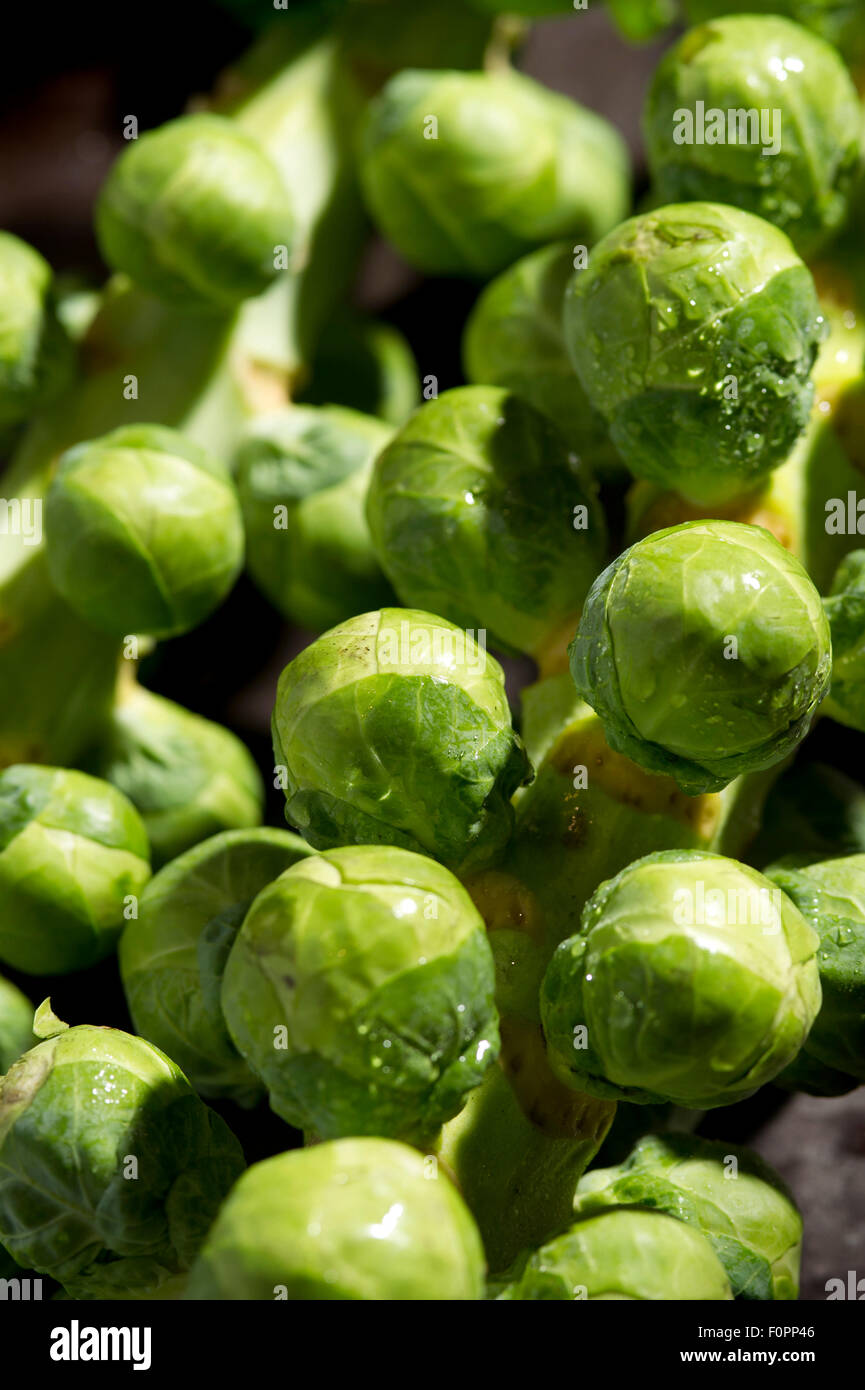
[1,1,862,1300]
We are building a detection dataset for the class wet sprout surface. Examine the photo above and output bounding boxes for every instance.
[1,0,864,1305]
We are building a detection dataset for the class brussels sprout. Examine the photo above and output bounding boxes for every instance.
[44,424,245,639]
[185,1138,484,1300]
[682,0,865,68]
[366,386,608,661]
[223,844,499,1141]
[573,1133,802,1299]
[435,1020,615,1271]
[95,114,294,310]
[0,766,151,975]
[570,520,832,795]
[235,405,394,630]
[271,607,531,871]
[84,681,264,869]
[463,243,622,481]
[297,311,419,425]
[750,761,865,867]
[822,550,865,731]
[359,68,630,279]
[766,853,865,1092]
[497,1207,733,1300]
[645,17,861,257]
[120,827,313,1107]
[623,269,865,594]
[0,232,73,434]
[541,848,821,1108]
[564,203,825,504]
[0,974,33,1072]
[468,672,782,1028]
[0,1003,244,1299]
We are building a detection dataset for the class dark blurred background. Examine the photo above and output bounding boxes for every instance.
[1,1,862,1300]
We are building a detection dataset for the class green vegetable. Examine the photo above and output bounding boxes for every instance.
[366,386,608,661]
[95,114,295,310]
[271,607,531,871]
[44,424,244,640]
[497,1207,733,1300]
[822,550,865,730]
[564,203,825,503]
[0,1003,244,1299]
[222,844,499,1141]
[622,267,865,594]
[541,848,821,1107]
[570,520,832,794]
[185,1137,484,1300]
[359,67,630,278]
[119,827,313,1107]
[682,0,865,69]
[573,1133,802,1299]
[645,16,861,257]
[0,766,151,975]
[0,231,73,435]
[463,242,622,481]
[0,975,34,1072]
[235,404,394,630]
[468,672,782,1032]
[766,852,865,1092]
[83,680,264,869]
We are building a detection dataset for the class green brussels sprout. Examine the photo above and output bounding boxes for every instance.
[822,550,865,731]
[0,1003,244,1299]
[185,1137,484,1300]
[648,16,862,261]
[222,844,499,1141]
[463,243,622,481]
[497,1207,733,1300]
[95,114,294,310]
[366,386,608,661]
[0,766,151,975]
[0,232,73,433]
[766,853,865,1092]
[297,311,419,426]
[564,203,825,504]
[0,974,33,1072]
[682,0,865,69]
[235,405,394,630]
[645,17,861,257]
[271,607,531,871]
[570,520,832,794]
[84,681,264,869]
[120,827,313,1107]
[359,68,630,279]
[541,848,821,1108]
[573,1133,802,1299]
[44,424,245,639]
